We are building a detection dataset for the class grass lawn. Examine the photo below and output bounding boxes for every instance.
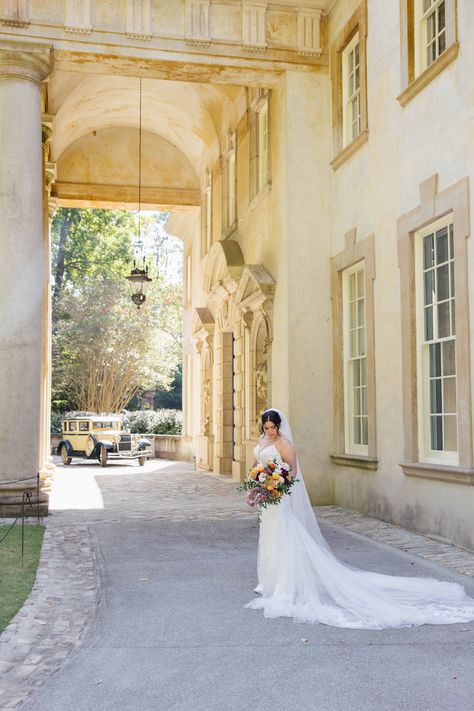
[0,524,45,634]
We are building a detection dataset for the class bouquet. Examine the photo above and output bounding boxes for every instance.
[240,457,296,516]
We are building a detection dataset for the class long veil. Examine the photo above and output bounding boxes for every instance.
[246,407,474,629]
[268,407,332,553]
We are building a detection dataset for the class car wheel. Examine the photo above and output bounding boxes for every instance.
[100,446,108,467]
[138,456,146,466]
[60,445,72,465]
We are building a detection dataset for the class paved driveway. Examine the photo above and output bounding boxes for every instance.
[3,459,474,710]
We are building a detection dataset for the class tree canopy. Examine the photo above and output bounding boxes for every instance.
[51,208,183,413]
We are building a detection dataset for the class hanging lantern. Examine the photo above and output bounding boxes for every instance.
[127,258,152,308]
[127,76,153,307]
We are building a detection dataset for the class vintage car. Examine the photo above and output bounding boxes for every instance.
[57,415,152,467]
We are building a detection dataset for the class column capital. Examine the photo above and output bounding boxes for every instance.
[0,41,52,84]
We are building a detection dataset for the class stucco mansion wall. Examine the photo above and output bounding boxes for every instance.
[2,0,474,549]
[327,0,474,549]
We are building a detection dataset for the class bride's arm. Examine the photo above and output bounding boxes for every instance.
[277,438,297,473]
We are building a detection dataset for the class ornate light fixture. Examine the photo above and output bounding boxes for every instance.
[127,77,152,308]
[128,257,152,308]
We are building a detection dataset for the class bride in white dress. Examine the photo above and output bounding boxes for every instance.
[245,408,474,629]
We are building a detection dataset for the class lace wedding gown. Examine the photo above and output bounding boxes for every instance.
[245,412,474,630]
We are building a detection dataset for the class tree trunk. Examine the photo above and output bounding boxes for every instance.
[53,209,76,302]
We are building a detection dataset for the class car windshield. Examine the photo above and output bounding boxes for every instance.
[92,421,122,429]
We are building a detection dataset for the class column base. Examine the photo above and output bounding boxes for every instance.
[0,484,49,518]
[39,456,56,493]
[213,456,232,475]
[232,459,246,482]
[196,435,214,470]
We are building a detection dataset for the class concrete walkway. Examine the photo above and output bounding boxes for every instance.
[2,459,474,710]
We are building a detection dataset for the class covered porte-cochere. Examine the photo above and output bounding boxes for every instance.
[0,1,333,516]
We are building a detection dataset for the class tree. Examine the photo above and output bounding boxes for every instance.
[154,364,182,409]
[53,275,182,413]
[51,208,136,303]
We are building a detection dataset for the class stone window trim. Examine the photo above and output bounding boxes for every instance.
[397,174,472,482]
[329,453,378,470]
[397,0,458,107]
[249,88,271,203]
[330,228,377,466]
[330,1,368,170]
[221,131,237,239]
[201,168,213,259]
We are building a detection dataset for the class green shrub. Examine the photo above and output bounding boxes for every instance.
[51,409,183,435]
[122,409,182,435]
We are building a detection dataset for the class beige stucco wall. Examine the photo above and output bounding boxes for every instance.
[328,0,474,549]
[2,0,474,547]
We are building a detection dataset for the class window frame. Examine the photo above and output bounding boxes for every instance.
[330,229,377,470]
[341,33,361,149]
[415,215,458,465]
[330,2,368,170]
[202,168,213,257]
[397,174,473,483]
[398,0,458,106]
[249,88,271,202]
[416,0,447,74]
[342,261,369,455]
[222,131,237,235]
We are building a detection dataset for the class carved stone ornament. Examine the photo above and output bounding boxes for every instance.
[65,0,92,34]
[0,0,30,27]
[242,2,267,51]
[125,0,152,40]
[185,0,210,45]
[297,8,323,57]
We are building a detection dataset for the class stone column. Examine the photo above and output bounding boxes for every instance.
[0,41,51,516]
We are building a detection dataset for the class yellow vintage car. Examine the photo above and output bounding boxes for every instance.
[57,415,152,467]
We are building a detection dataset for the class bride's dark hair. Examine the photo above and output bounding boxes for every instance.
[261,409,281,434]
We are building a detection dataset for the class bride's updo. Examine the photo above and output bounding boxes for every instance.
[261,409,281,434]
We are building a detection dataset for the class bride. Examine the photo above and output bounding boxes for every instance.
[245,408,474,629]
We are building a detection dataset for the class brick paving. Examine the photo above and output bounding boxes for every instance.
[1,458,474,708]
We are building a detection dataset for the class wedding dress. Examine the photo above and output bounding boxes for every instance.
[245,409,474,629]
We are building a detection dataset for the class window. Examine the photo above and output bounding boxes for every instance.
[330,2,368,168]
[222,132,236,233]
[330,229,377,469]
[202,169,212,256]
[416,218,457,463]
[397,174,472,482]
[68,421,77,432]
[79,421,90,432]
[416,0,446,75]
[342,34,361,148]
[249,89,270,200]
[343,263,368,453]
[398,0,458,105]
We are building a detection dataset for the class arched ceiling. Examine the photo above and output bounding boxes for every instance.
[50,73,245,177]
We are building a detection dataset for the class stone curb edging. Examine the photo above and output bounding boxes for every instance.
[0,522,100,710]
[316,506,474,578]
